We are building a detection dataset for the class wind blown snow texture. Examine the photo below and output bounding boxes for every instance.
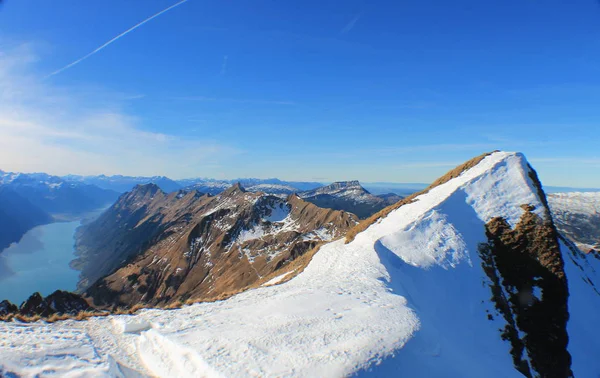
[0,152,593,377]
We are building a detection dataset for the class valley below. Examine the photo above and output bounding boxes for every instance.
[0,221,82,304]
[0,207,106,305]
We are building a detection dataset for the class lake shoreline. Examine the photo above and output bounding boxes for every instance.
[0,206,107,305]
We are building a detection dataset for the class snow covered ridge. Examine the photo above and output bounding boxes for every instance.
[1,151,600,377]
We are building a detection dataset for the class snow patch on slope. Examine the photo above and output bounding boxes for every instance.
[263,202,291,222]
[137,329,222,378]
[262,271,295,286]
[380,209,469,269]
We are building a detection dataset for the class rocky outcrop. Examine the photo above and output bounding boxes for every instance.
[0,291,92,318]
[477,167,572,378]
[80,183,358,307]
[45,291,93,315]
[0,300,17,316]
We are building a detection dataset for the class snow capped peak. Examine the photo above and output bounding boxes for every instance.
[349,152,546,265]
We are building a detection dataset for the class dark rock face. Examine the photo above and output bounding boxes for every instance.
[46,290,92,315]
[18,291,92,317]
[19,292,49,317]
[477,165,573,378]
[479,209,571,378]
[0,300,17,316]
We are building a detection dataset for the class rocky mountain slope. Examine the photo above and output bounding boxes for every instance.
[76,183,358,306]
[0,187,53,251]
[548,192,600,253]
[1,152,599,377]
[299,180,389,218]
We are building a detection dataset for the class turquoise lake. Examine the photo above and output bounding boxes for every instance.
[0,221,82,305]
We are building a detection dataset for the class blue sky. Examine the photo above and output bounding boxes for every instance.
[0,0,599,187]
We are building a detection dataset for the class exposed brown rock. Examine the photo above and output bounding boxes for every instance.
[479,208,571,377]
[82,184,358,308]
[477,164,572,378]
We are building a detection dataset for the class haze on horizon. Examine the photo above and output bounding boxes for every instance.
[0,0,599,187]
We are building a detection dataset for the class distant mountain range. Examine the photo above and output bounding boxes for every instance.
[57,172,428,197]
[64,174,182,193]
[0,169,419,254]
[548,192,600,253]
[0,187,53,251]
[60,174,405,218]
[0,171,120,252]
[0,171,119,215]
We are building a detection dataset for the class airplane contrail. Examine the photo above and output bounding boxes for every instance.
[46,0,189,78]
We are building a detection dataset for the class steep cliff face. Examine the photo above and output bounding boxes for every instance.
[479,206,571,377]
[72,183,183,290]
[81,183,358,307]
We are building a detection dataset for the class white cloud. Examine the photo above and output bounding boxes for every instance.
[0,43,239,178]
